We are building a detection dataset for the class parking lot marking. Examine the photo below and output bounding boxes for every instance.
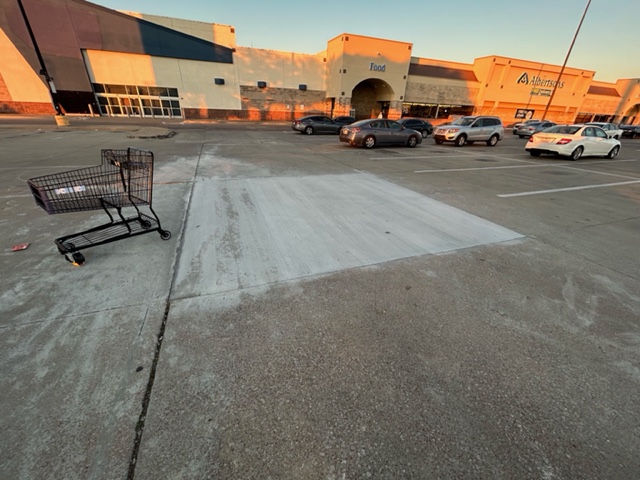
[558,166,640,180]
[498,180,640,198]
[415,164,552,173]
[415,157,638,174]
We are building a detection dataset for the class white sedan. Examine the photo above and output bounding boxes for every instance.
[586,122,624,139]
[525,124,621,160]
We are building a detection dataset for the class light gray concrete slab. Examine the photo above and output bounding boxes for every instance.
[173,173,523,299]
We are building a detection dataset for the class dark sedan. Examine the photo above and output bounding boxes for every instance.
[514,121,556,138]
[291,115,343,135]
[332,116,356,125]
[620,124,640,138]
[339,119,422,148]
[396,118,433,138]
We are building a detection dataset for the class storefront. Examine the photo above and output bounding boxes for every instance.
[1,0,639,125]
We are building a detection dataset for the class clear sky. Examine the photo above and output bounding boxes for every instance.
[92,0,639,83]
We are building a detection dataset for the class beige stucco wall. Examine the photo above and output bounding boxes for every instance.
[474,56,594,113]
[119,12,236,48]
[83,50,241,110]
[613,78,640,119]
[326,34,412,101]
[233,47,325,90]
[404,77,479,105]
[0,27,50,102]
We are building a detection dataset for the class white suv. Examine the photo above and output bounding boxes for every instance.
[434,116,504,147]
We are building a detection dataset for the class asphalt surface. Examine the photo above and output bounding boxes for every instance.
[1,115,639,479]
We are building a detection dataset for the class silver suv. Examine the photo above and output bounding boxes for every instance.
[434,116,504,147]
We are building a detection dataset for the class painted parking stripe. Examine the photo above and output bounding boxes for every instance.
[558,165,640,180]
[415,158,638,174]
[498,180,640,198]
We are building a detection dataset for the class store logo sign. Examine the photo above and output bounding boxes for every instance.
[369,63,386,72]
[517,71,564,89]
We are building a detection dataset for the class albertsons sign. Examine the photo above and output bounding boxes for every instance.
[517,72,564,89]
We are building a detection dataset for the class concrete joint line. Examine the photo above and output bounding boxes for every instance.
[127,300,171,479]
[126,143,206,479]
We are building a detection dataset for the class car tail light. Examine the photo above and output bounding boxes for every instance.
[556,138,573,145]
[350,127,361,133]
[527,136,534,143]
[527,127,535,131]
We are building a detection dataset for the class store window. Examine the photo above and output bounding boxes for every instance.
[402,102,473,119]
[92,83,182,118]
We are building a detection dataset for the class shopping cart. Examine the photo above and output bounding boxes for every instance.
[27,148,171,265]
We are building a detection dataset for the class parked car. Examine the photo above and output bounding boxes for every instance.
[291,115,342,135]
[514,121,556,138]
[333,116,356,125]
[339,119,422,148]
[396,118,433,138]
[525,124,621,160]
[433,116,504,146]
[585,122,624,139]
[620,124,640,138]
[512,118,542,134]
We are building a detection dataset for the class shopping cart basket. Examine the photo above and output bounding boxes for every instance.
[27,148,171,265]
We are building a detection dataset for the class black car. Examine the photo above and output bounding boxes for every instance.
[291,115,342,135]
[396,118,433,138]
[620,124,640,138]
[332,116,356,125]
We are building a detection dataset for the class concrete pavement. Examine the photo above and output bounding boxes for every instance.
[1,117,639,479]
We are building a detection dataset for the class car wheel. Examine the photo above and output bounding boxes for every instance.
[304,126,314,135]
[529,150,541,157]
[434,139,444,145]
[454,135,466,147]
[570,146,583,160]
[518,135,524,138]
[363,135,376,149]
[407,136,419,148]
[487,134,499,146]
[606,145,620,159]
[421,130,428,138]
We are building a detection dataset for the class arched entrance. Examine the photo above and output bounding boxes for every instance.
[620,103,639,125]
[351,79,394,120]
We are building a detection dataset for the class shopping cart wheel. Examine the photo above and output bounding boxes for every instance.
[160,230,172,240]
[65,252,85,266]
[139,219,152,229]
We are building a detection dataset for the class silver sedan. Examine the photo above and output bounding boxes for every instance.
[339,119,422,148]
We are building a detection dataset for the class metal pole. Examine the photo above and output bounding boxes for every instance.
[541,0,591,121]
[16,0,63,115]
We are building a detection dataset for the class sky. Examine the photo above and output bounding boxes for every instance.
[92,0,640,83]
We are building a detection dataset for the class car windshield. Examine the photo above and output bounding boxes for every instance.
[450,117,475,126]
[544,125,581,135]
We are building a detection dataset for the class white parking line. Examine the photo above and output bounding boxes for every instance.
[415,158,638,174]
[416,164,552,173]
[557,165,640,180]
[498,180,640,198]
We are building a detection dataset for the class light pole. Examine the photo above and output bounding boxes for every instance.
[16,0,63,116]
[541,0,592,121]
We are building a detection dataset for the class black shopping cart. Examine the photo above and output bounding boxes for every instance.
[27,148,171,265]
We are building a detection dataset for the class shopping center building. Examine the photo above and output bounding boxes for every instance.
[2,0,639,125]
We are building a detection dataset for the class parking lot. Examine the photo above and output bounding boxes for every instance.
[1,117,639,479]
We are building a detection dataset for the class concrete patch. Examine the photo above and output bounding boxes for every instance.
[173,173,523,299]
